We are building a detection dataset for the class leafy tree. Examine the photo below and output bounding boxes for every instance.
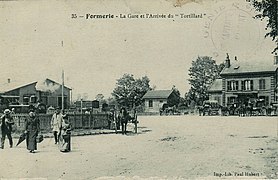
[112,74,152,109]
[184,89,196,107]
[95,94,104,101]
[167,85,181,107]
[106,97,117,105]
[250,0,278,53]
[95,94,106,104]
[188,56,224,105]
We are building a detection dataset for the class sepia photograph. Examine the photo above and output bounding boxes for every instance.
[0,0,277,179]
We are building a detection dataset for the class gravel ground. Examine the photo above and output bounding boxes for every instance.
[0,115,277,179]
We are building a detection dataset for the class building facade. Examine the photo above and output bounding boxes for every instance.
[142,90,179,113]
[0,78,71,110]
[208,56,278,107]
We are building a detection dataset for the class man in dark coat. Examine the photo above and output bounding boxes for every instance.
[0,109,14,149]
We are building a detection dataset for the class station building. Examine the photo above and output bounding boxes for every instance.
[208,56,278,107]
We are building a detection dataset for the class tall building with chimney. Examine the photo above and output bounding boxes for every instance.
[208,55,278,107]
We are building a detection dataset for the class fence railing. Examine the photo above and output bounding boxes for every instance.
[9,113,112,132]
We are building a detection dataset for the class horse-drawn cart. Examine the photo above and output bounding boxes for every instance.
[199,100,221,116]
[112,109,138,134]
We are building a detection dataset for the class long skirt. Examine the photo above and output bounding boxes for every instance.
[26,131,37,151]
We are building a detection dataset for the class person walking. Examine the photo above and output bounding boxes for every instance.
[0,109,14,149]
[59,114,71,152]
[51,107,63,144]
[25,109,40,153]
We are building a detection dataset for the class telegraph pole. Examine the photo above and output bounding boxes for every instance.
[61,40,64,112]
[62,70,64,111]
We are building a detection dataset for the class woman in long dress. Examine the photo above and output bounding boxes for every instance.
[25,109,40,153]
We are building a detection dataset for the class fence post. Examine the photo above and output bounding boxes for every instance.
[81,112,83,128]
[74,112,77,129]
[89,112,91,128]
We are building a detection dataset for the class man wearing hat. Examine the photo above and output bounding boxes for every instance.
[51,107,63,144]
[0,109,14,149]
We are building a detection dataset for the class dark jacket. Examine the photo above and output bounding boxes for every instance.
[1,115,14,133]
[25,117,40,133]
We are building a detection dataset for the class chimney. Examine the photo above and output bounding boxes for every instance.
[7,78,11,83]
[274,53,278,65]
[225,53,231,68]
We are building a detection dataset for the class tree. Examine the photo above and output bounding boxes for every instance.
[95,94,104,101]
[95,94,106,104]
[188,56,224,105]
[106,97,117,105]
[167,85,181,107]
[112,74,152,109]
[250,0,278,53]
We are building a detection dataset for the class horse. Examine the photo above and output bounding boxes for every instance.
[118,107,129,135]
[220,106,229,116]
[238,104,246,117]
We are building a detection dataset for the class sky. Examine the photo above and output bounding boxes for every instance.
[0,0,276,101]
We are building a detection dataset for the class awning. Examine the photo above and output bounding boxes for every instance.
[9,104,29,107]
[233,91,258,95]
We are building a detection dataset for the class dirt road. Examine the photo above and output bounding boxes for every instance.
[0,115,277,179]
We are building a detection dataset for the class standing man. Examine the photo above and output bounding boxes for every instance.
[51,107,63,144]
[1,109,14,149]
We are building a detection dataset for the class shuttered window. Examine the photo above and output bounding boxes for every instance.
[148,100,153,108]
[242,80,253,91]
[259,79,265,90]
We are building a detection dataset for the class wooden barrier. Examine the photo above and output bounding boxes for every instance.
[7,113,111,132]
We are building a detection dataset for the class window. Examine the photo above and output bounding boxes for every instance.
[227,81,239,91]
[148,100,153,108]
[259,79,266,90]
[23,96,29,105]
[241,80,253,91]
[227,97,237,104]
[30,95,37,103]
[58,96,68,109]
[214,96,221,104]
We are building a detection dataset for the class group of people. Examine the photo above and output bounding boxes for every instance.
[51,107,71,152]
[1,106,135,152]
[0,107,71,153]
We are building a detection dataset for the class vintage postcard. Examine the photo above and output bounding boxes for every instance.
[0,0,277,179]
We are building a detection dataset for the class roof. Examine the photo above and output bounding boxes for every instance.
[208,79,222,92]
[221,63,277,75]
[0,78,71,93]
[0,81,37,94]
[142,90,173,99]
[42,78,72,91]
